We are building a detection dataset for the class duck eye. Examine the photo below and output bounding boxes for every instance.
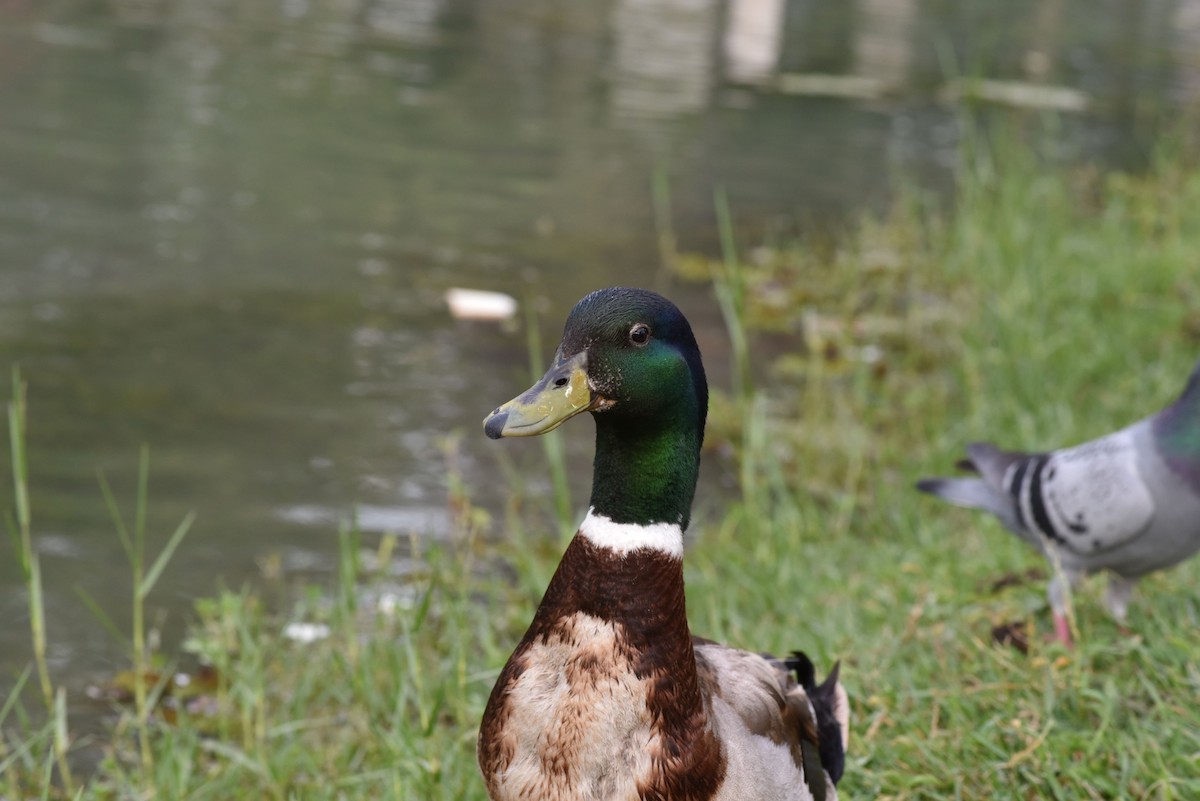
[629,324,651,346]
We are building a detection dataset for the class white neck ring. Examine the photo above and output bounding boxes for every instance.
[578,508,684,558]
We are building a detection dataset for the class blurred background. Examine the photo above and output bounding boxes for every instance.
[1,0,1198,699]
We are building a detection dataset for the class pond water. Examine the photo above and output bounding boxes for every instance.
[1,0,1197,703]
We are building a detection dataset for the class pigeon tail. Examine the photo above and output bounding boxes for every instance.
[963,442,1032,489]
[915,476,1021,531]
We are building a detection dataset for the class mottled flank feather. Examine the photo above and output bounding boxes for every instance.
[918,359,1200,644]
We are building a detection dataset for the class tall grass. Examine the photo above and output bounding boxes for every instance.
[92,449,196,775]
[4,137,1200,799]
[5,367,75,796]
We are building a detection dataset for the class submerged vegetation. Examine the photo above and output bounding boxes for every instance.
[6,138,1200,799]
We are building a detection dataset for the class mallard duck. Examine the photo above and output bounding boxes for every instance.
[478,287,848,801]
[917,359,1200,646]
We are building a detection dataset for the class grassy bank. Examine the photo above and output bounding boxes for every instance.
[6,139,1200,799]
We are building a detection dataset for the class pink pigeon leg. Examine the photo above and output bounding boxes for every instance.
[1052,611,1073,647]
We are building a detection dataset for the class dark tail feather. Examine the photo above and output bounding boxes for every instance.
[786,652,846,785]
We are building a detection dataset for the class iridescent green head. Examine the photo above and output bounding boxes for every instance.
[484,288,708,442]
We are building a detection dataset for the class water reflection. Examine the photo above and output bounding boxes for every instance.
[1,0,1199,704]
[1173,0,1200,110]
[725,0,784,85]
[853,0,915,92]
[612,0,719,129]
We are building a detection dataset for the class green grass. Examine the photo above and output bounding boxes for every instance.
[6,136,1200,799]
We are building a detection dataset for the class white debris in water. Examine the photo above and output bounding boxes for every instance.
[776,73,887,100]
[444,288,518,321]
[854,344,884,364]
[940,79,1089,112]
[283,622,331,644]
[375,590,417,616]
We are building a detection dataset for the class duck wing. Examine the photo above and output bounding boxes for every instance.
[693,639,846,801]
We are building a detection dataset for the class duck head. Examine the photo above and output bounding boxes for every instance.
[484,287,707,443]
[483,287,708,529]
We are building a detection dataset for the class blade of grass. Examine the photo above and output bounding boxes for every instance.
[135,444,149,563]
[9,368,30,554]
[712,188,753,408]
[5,510,27,580]
[0,665,33,727]
[652,164,679,276]
[140,510,196,597]
[5,370,76,794]
[96,471,134,565]
[72,585,133,651]
[27,554,51,706]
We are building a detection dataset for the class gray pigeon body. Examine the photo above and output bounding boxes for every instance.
[918,360,1200,644]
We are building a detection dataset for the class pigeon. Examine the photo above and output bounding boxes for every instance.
[917,360,1200,645]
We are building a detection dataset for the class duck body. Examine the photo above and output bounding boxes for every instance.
[479,288,846,801]
[918,360,1200,643]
